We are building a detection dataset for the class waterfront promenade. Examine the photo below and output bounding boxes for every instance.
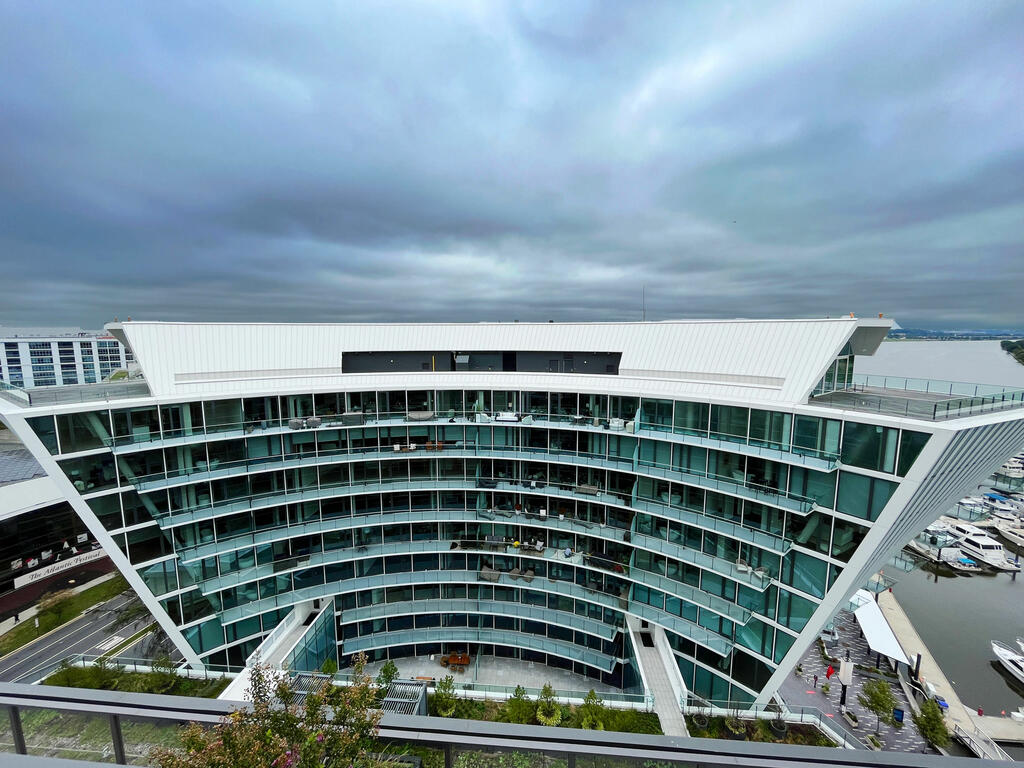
[877,590,1021,758]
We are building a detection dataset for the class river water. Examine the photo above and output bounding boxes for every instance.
[857,340,1024,722]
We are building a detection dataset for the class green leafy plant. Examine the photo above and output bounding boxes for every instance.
[375,659,398,697]
[912,699,950,749]
[151,653,380,768]
[320,658,338,676]
[535,683,562,727]
[821,682,830,695]
[858,679,898,735]
[433,675,458,718]
[579,689,606,730]
[503,685,535,724]
[724,715,746,738]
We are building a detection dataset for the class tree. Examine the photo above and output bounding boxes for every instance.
[320,658,338,676]
[433,675,457,718]
[858,679,898,735]
[912,699,951,749]
[375,659,398,698]
[535,683,562,727]
[504,685,535,724]
[39,589,76,624]
[579,689,606,731]
[106,598,152,633]
[151,653,381,768]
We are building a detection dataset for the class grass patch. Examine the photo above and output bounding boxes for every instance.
[0,575,128,658]
[43,658,231,698]
[107,370,129,381]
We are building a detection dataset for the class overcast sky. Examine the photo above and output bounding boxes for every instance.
[1,1,1022,329]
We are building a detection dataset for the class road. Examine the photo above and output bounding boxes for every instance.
[0,592,147,683]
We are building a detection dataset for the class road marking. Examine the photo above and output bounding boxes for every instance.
[0,595,134,679]
[95,635,125,651]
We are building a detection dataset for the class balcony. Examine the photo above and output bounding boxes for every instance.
[109,409,840,470]
[0,379,150,407]
[810,374,1024,420]
[214,568,733,657]
[197,536,750,625]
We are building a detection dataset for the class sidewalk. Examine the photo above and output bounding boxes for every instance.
[0,572,119,637]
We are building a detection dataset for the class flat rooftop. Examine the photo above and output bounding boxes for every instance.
[811,375,1024,421]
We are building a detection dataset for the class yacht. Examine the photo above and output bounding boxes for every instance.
[985,494,1021,521]
[955,496,989,519]
[995,520,1024,549]
[949,521,1021,571]
[907,522,985,572]
[993,640,1024,686]
[1000,456,1024,480]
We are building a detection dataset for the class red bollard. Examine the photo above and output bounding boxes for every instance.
[978,707,984,716]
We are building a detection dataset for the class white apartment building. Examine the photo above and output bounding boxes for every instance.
[0,327,133,388]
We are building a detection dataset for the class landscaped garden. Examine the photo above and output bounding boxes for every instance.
[684,712,835,746]
[428,677,662,735]
[43,656,231,698]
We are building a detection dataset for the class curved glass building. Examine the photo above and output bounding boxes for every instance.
[2,318,1022,708]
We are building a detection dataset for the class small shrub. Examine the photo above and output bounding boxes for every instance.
[321,658,338,676]
[433,675,457,718]
[535,683,563,727]
[578,689,606,731]
[503,685,536,725]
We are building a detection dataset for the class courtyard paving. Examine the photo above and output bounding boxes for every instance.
[779,609,934,754]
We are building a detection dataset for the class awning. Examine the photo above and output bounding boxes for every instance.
[850,589,910,665]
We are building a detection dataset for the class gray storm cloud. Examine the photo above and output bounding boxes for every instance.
[0,1,1021,328]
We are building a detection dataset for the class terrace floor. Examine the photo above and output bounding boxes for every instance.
[361,654,620,699]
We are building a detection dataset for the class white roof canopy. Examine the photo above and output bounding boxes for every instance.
[109,317,891,402]
[851,589,910,665]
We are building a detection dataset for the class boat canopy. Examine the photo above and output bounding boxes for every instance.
[986,493,1009,501]
[850,589,910,665]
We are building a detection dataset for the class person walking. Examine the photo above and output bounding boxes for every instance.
[813,673,819,689]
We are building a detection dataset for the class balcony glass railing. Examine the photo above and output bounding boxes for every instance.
[174,508,772,593]
[197,536,750,625]
[811,373,1024,420]
[107,410,840,467]
[128,442,817,516]
[343,598,620,640]
[212,568,733,656]
[341,627,618,672]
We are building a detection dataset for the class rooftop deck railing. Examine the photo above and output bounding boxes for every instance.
[0,380,150,407]
[811,374,1024,420]
[0,681,997,767]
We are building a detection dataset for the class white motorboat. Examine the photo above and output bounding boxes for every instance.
[984,493,1022,520]
[906,522,985,572]
[1000,456,1024,479]
[956,496,989,518]
[995,521,1024,549]
[949,521,1021,571]
[993,640,1024,686]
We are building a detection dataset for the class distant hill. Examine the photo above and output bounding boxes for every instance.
[1001,339,1024,367]
[888,328,1024,340]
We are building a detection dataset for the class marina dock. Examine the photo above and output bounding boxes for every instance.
[877,590,1022,759]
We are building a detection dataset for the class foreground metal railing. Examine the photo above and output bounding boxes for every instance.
[0,682,1008,768]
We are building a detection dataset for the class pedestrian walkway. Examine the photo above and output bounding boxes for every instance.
[0,572,118,637]
[878,590,1014,760]
[632,634,688,736]
[779,608,931,754]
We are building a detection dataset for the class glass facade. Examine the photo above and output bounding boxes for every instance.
[20,383,944,707]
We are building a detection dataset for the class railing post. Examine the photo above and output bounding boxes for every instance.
[8,705,27,754]
[110,713,127,764]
